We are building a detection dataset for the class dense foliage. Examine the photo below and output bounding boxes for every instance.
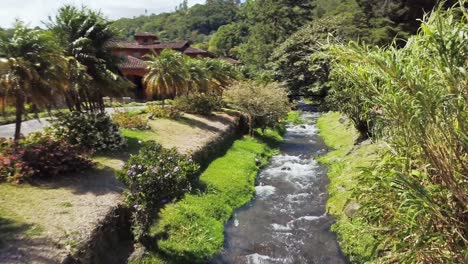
[112,110,149,130]
[224,81,290,133]
[325,2,467,262]
[146,105,181,119]
[47,112,126,152]
[173,93,223,115]
[0,133,93,184]
[143,49,238,100]
[117,141,200,241]
[270,16,352,98]
[1,6,134,140]
[0,23,68,140]
[47,5,133,113]
[112,0,241,43]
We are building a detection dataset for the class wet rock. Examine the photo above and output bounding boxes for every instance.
[281,167,291,171]
[300,125,306,129]
[255,158,261,166]
[127,243,148,263]
[344,202,361,218]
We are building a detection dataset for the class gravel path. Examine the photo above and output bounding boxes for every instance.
[0,107,146,138]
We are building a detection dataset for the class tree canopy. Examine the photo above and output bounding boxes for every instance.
[112,0,241,43]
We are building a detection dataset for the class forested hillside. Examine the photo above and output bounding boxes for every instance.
[112,0,455,73]
[112,0,241,44]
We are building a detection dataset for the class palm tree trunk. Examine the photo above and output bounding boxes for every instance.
[14,94,24,141]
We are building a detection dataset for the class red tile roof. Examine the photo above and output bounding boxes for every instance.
[221,57,241,64]
[109,40,189,50]
[183,46,208,54]
[135,32,157,37]
[119,55,147,70]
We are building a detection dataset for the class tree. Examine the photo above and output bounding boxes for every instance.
[224,81,290,134]
[238,0,314,71]
[270,15,356,98]
[0,22,68,140]
[203,58,239,94]
[185,57,209,93]
[112,0,241,43]
[208,23,246,58]
[143,49,189,101]
[47,5,132,113]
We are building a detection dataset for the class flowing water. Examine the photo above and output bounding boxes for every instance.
[211,109,348,264]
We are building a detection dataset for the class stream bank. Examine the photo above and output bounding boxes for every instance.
[212,109,347,263]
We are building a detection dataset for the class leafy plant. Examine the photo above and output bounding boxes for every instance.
[146,105,181,119]
[325,2,468,262]
[47,112,126,152]
[112,110,149,130]
[0,22,68,140]
[173,93,223,115]
[270,15,352,98]
[46,5,133,113]
[117,141,200,241]
[0,133,93,183]
[224,81,290,134]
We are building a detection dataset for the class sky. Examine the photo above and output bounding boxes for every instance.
[0,0,206,28]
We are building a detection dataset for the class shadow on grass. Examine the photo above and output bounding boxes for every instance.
[178,115,221,133]
[254,125,286,150]
[27,139,146,196]
[0,216,33,249]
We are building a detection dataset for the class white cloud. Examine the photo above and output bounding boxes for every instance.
[0,0,206,28]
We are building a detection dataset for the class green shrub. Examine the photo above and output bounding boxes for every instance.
[0,133,93,183]
[112,110,149,130]
[151,132,281,263]
[173,93,223,115]
[284,111,307,125]
[224,81,291,134]
[117,141,200,241]
[146,105,181,119]
[47,112,126,152]
[146,100,173,106]
[324,3,468,262]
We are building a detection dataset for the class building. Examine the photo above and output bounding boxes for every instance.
[108,32,238,101]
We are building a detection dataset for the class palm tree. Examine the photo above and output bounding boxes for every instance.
[203,58,239,94]
[185,57,209,93]
[143,49,189,102]
[0,22,68,140]
[46,5,132,112]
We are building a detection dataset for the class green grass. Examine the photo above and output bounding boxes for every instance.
[317,112,379,262]
[143,129,283,263]
[284,111,307,125]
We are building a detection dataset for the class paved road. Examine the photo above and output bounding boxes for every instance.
[0,107,146,139]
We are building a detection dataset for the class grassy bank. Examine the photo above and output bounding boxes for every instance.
[317,112,379,262]
[140,128,283,263]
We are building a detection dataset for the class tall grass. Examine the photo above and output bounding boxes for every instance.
[326,1,467,262]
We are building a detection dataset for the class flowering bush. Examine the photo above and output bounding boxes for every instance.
[112,110,149,130]
[117,141,200,240]
[47,112,126,152]
[0,133,94,183]
[173,93,223,115]
[146,105,181,119]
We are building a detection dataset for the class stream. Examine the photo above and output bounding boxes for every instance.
[211,108,348,264]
